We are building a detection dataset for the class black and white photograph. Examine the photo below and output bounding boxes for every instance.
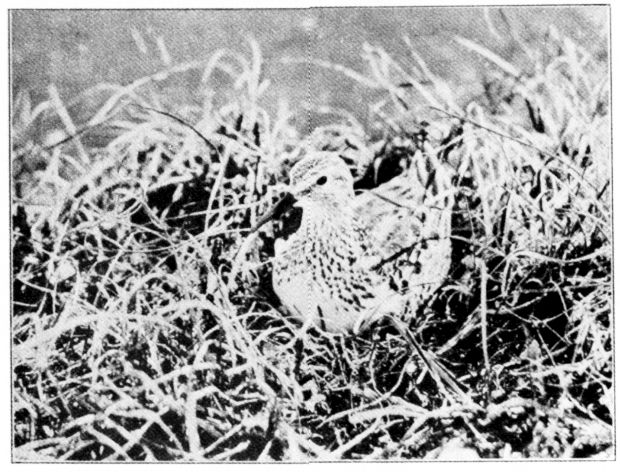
[8,2,614,462]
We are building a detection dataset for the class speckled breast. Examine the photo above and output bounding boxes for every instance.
[272,224,381,332]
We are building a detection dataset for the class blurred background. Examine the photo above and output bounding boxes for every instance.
[11,7,608,132]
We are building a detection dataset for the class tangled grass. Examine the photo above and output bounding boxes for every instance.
[12,27,612,461]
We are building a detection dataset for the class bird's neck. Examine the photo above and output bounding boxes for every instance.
[274,199,362,269]
[299,200,355,235]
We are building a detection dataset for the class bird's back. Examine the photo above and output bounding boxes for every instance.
[353,153,454,309]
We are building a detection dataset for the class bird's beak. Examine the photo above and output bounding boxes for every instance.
[250,191,298,233]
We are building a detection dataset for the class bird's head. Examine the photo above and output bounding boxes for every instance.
[252,152,355,233]
[288,152,355,207]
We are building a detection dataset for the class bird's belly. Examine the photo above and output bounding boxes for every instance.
[273,255,365,333]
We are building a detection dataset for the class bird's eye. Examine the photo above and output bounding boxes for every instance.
[316,176,327,185]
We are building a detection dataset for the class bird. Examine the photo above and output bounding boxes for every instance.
[254,150,453,334]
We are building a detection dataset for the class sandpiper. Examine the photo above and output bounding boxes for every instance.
[256,151,453,333]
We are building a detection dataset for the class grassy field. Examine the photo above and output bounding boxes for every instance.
[11,17,612,461]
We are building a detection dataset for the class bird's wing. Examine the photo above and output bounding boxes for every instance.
[353,155,453,302]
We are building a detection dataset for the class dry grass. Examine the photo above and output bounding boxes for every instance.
[12,28,612,461]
